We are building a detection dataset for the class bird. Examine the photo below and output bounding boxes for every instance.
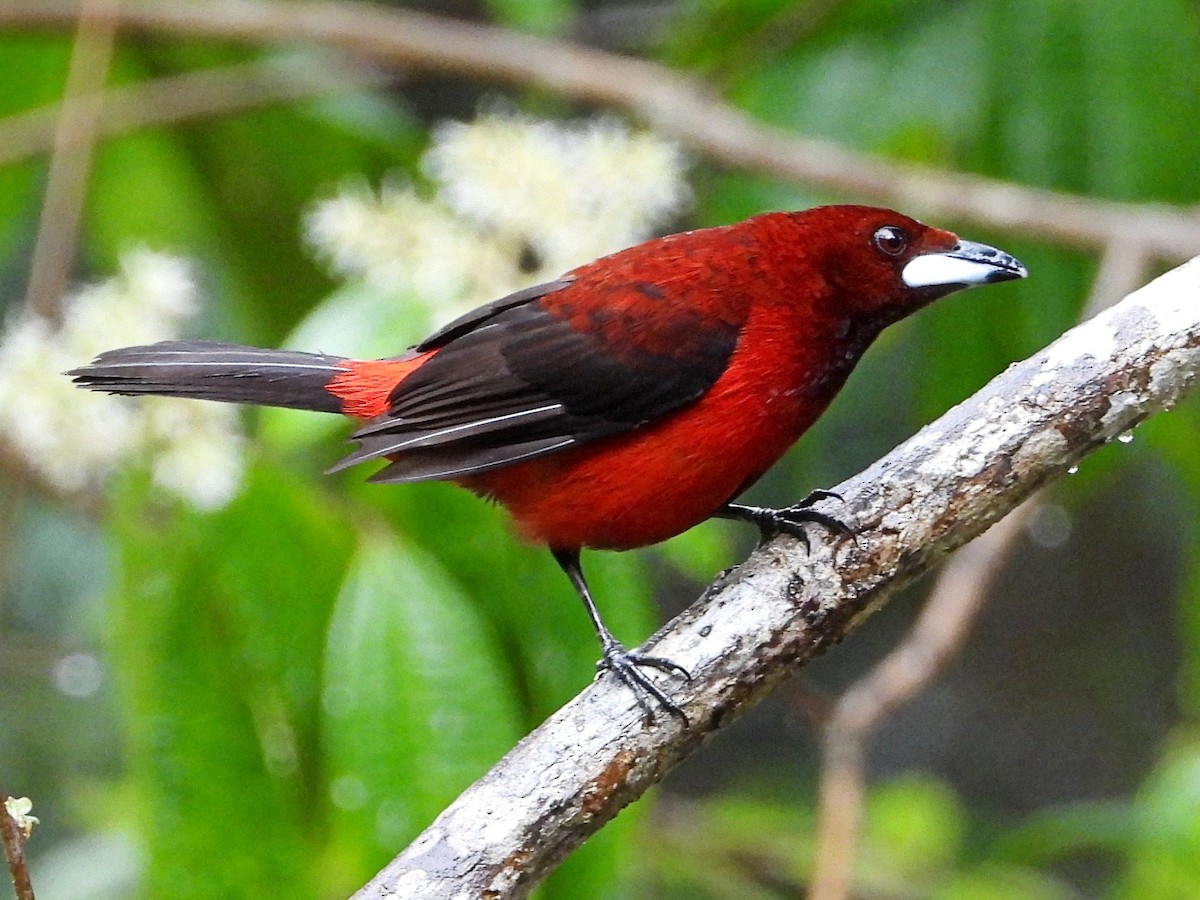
[70,205,1027,720]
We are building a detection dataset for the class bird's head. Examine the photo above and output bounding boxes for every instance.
[792,205,1027,324]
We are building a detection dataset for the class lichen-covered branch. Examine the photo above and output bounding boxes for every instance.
[354,258,1200,898]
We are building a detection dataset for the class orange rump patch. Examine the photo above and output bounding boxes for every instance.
[326,351,435,419]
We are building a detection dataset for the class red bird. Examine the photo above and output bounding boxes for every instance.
[71,206,1026,717]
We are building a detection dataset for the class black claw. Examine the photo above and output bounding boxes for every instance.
[797,488,844,507]
[717,496,856,550]
[773,507,857,550]
[792,525,811,554]
[599,645,690,724]
[627,652,693,682]
[779,508,854,539]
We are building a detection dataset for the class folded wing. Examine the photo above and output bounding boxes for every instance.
[330,278,743,483]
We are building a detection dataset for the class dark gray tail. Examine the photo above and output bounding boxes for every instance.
[69,340,348,413]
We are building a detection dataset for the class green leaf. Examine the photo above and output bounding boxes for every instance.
[1112,735,1200,900]
[993,800,1135,863]
[863,775,964,878]
[486,0,576,35]
[321,527,523,865]
[934,864,1078,900]
[107,461,354,898]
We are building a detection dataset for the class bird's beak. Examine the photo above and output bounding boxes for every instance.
[901,240,1028,290]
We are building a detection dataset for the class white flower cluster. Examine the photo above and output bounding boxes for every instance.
[0,115,687,508]
[0,250,245,509]
[306,112,690,315]
[306,181,514,305]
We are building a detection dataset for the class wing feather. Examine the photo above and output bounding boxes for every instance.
[332,277,743,482]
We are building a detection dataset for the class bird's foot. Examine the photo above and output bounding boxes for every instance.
[727,489,856,550]
[597,641,691,724]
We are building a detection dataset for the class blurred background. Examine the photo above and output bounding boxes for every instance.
[2,1,1200,898]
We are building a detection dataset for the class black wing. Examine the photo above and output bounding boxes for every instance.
[331,278,742,483]
[414,279,574,349]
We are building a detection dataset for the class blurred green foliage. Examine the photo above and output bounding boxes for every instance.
[3,1,1200,898]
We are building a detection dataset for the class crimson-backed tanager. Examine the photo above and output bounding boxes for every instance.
[71,205,1026,718]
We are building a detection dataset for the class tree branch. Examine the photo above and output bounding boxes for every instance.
[348,257,1200,897]
[5,0,1200,261]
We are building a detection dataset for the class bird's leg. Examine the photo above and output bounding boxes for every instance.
[551,547,690,723]
[714,489,855,550]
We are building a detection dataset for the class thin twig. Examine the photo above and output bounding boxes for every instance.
[4,0,1200,261]
[0,789,36,900]
[22,0,118,323]
[0,55,394,168]
[806,501,1037,900]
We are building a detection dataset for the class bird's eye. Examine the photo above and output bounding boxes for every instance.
[873,225,908,257]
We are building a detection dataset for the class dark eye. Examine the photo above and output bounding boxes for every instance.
[873,225,908,257]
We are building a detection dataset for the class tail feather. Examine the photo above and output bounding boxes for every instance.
[69,340,348,413]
